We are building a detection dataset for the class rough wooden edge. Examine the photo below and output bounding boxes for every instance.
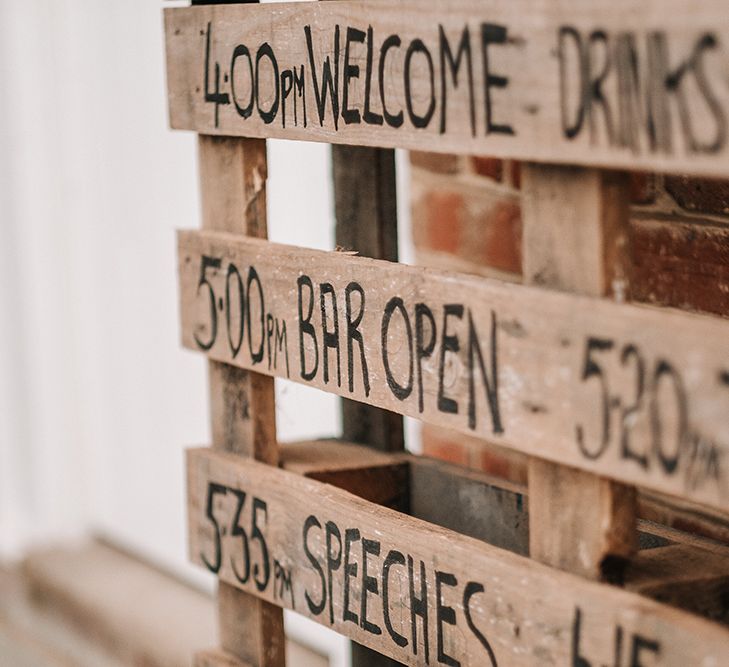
[187,447,729,666]
[165,1,729,177]
[177,230,729,515]
[198,131,285,667]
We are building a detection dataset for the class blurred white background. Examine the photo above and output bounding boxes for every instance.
[0,0,413,662]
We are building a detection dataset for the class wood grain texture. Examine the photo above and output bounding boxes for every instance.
[409,455,528,556]
[631,218,729,317]
[638,491,729,546]
[521,167,631,299]
[165,0,729,176]
[281,440,409,510]
[187,447,729,666]
[624,544,729,624]
[333,144,404,454]
[280,438,407,475]
[196,649,253,667]
[229,437,729,624]
[522,164,636,581]
[197,134,284,667]
[217,584,285,667]
[527,461,636,580]
[199,136,277,464]
[332,134,405,667]
[275,438,728,555]
[178,231,729,512]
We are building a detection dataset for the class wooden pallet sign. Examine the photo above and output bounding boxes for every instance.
[187,447,729,666]
[178,230,729,513]
[165,0,729,176]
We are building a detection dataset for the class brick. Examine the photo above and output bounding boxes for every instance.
[631,218,729,316]
[421,428,470,466]
[629,172,655,205]
[421,425,528,484]
[410,150,461,174]
[423,191,463,254]
[664,175,729,216]
[470,156,503,181]
[475,446,528,485]
[510,161,522,190]
[412,177,522,274]
[472,200,522,273]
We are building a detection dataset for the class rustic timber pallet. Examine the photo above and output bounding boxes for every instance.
[164,1,729,665]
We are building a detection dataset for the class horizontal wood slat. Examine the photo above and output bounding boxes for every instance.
[165,0,729,175]
[195,649,252,667]
[178,231,729,512]
[187,447,729,666]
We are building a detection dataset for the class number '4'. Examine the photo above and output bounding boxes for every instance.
[204,21,230,127]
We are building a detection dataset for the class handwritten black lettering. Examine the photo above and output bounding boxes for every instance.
[303,515,326,616]
[481,24,514,135]
[246,267,265,364]
[415,303,437,413]
[305,24,341,129]
[404,39,436,129]
[325,521,342,625]
[408,555,430,663]
[360,538,382,635]
[438,304,463,414]
[380,35,404,127]
[435,571,460,667]
[345,282,370,396]
[297,275,319,381]
[343,528,360,625]
[439,25,475,136]
[319,282,341,387]
[467,310,503,433]
[463,583,498,666]
[363,26,384,125]
[343,27,366,124]
[382,297,414,400]
[230,44,254,119]
[382,550,408,648]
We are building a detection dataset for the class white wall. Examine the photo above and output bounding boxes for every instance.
[0,1,412,663]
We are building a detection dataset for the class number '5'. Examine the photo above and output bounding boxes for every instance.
[194,255,222,351]
[251,498,271,591]
[575,337,614,460]
[201,482,227,574]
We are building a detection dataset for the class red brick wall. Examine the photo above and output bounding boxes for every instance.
[409,154,729,476]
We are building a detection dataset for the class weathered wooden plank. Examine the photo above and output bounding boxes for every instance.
[332,131,404,667]
[278,439,696,554]
[333,144,404,454]
[196,649,252,667]
[624,544,729,624]
[187,447,729,666]
[198,133,285,667]
[636,519,729,556]
[409,456,528,556]
[281,439,725,554]
[279,439,729,618]
[638,492,729,547]
[280,438,407,476]
[200,136,277,464]
[523,164,636,581]
[165,0,729,176]
[280,440,409,510]
[178,231,729,512]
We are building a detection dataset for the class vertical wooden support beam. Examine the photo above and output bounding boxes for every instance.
[522,165,637,581]
[333,146,404,453]
[198,134,285,667]
[332,145,404,666]
[191,0,283,654]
